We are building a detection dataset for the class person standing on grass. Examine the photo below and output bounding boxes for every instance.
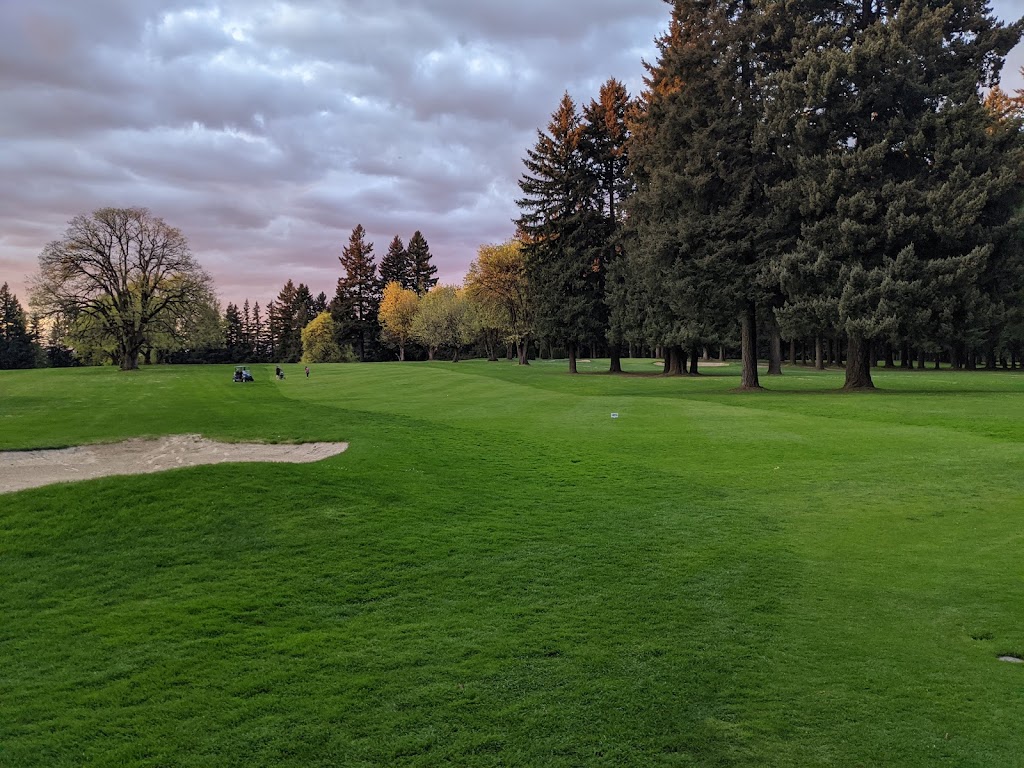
[305,366,310,378]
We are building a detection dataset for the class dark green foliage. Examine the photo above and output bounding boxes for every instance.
[766,0,1024,388]
[379,236,415,291]
[0,283,37,369]
[517,92,606,370]
[268,280,305,363]
[624,0,783,388]
[332,224,382,361]
[407,231,437,295]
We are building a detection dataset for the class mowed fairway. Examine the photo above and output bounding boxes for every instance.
[1,360,1022,767]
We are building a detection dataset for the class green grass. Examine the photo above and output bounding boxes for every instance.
[1,360,1022,766]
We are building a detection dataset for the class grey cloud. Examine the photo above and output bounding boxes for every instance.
[3,0,1022,311]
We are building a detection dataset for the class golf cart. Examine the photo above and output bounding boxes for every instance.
[233,366,254,383]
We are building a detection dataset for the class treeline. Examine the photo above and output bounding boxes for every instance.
[513,0,1024,388]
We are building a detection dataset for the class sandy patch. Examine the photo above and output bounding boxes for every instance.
[0,434,348,494]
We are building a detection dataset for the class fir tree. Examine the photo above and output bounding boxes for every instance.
[584,78,633,372]
[269,280,304,362]
[625,0,782,389]
[332,224,382,361]
[516,92,605,373]
[408,231,438,295]
[380,236,415,291]
[769,0,1024,388]
[0,283,36,369]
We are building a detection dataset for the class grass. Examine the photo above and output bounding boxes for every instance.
[1,359,1022,766]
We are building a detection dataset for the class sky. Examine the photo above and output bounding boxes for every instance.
[2,1,1024,311]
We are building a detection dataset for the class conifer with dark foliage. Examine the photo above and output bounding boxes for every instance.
[332,224,383,361]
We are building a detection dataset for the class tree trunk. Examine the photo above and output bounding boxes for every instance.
[767,322,783,375]
[667,346,685,375]
[609,343,622,373]
[427,347,435,361]
[917,348,926,370]
[517,340,530,365]
[568,342,578,374]
[815,336,824,370]
[884,343,895,368]
[985,345,997,370]
[398,343,405,362]
[843,334,875,390]
[789,339,797,366]
[739,301,762,390]
[689,347,700,375]
[702,346,710,361]
[718,345,725,362]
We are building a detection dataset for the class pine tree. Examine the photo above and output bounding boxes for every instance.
[408,231,438,295]
[380,236,415,290]
[584,78,633,372]
[251,302,267,361]
[0,283,36,369]
[625,0,780,389]
[269,280,304,362]
[332,224,383,361]
[223,302,245,361]
[769,0,1024,388]
[516,92,605,373]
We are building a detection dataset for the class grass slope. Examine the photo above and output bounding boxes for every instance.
[1,360,1022,766]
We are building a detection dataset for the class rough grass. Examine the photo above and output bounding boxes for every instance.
[1,360,1022,766]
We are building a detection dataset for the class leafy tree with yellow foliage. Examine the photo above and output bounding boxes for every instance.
[301,311,346,363]
[379,281,420,361]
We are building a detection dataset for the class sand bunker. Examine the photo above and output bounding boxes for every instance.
[0,434,348,494]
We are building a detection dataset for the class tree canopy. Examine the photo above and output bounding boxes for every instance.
[31,207,215,371]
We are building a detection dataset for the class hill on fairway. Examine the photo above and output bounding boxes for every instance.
[1,360,1023,766]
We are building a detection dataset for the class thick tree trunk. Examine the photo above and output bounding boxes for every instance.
[517,340,529,365]
[667,346,685,375]
[815,336,824,370]
[985,345,997,370]
[843,334,875,390]
[884,343,895,368]
[609,343,622,373]
[568,343,578,374]
[718,345,725,362]
[900,342,911,369]
[398,344,405,362]
[427,347,435,361]
[739,301,762,390]
[917,348,926,370]
[767,322,783,375]
[689,347,700,375]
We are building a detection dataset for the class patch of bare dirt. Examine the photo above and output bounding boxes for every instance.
[0,435,348,494]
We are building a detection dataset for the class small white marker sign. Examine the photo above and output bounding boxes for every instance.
[611,413,619,419]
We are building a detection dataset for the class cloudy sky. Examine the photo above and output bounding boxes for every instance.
[2,1,1023,310]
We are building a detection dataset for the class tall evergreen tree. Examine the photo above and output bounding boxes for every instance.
[223,302,245,361]
[408,231,438,295]
[768,0,1023,388]
[332,224,383,361]
[380,236,415,291]
[516,92,605,373]
[625,0,780,389]
[269,280,304,362]
[584,78,634,373]
[0,283,37,369]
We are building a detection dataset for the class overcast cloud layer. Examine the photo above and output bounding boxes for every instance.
[2,1,1023,308]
